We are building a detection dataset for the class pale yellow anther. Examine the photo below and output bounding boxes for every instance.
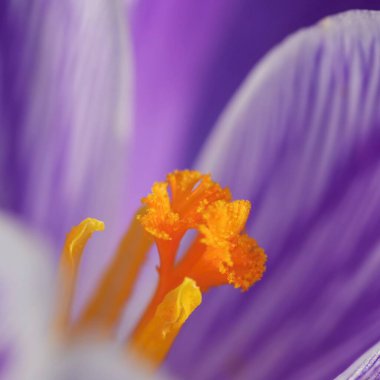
[55,218,104,332]
[65,218,104,261]
[132,278,202,365]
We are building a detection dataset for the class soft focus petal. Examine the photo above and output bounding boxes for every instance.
[0,213,165,380]
[336,341,380,380]
[167,10,380,379]
[50,343,166,380]
[0,0,132,248]
[0,213,54,380]
[127,0,380,217]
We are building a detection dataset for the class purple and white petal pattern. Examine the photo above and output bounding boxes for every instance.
[336,341,380,380]
[0,0,132,250]
[166,10,380,380]
[126,0,380,219]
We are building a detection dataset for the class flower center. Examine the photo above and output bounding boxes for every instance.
[55,170,266,366]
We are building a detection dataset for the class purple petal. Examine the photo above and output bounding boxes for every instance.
[0,1,132,250]
[166,10,380,380]
[127,0,380,218]
[336,341,380,379]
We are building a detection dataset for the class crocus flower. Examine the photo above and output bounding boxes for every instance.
[1,170,265,379]
[2,3,380,380]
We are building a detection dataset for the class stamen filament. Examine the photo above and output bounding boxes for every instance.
[55,218,104,333]
[77,211,153,333]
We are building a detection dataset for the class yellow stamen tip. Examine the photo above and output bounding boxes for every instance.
[56,217,104,331]
[158,277,202,335]
[66,217,105,259]
[133,277,202,364]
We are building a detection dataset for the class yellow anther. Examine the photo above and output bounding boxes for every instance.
[132,278,202,365]
[55,218,104,332]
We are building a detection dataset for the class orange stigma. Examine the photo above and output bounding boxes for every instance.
[55,170,266,365]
